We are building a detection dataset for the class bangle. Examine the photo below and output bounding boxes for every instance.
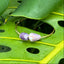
[15,18,54,42]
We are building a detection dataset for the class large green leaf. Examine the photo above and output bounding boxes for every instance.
[11,0,61,19]
[0,14,63,64]
[0,0,9,16]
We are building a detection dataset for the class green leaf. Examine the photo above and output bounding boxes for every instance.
[48,49,64,64]
[0,14,63,64]
[8,0,21,8]
[0,0,9,16]
[54,0,64,14]
[11,0,61,19]
[1,0,21,19]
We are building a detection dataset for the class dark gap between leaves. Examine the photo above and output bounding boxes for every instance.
[0,16,5,25]
[15,19,54,34]
[35,23,54,34]
[59,58,64,64]
[0,22,3,26]
[0,24,2,26]
[0,16,5,22]
[26,47,39,54]
[17,0,22,3]
[9,12,13,15]
[0,30,5,32]
[58,20,64,27]
[0,45,11,52]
